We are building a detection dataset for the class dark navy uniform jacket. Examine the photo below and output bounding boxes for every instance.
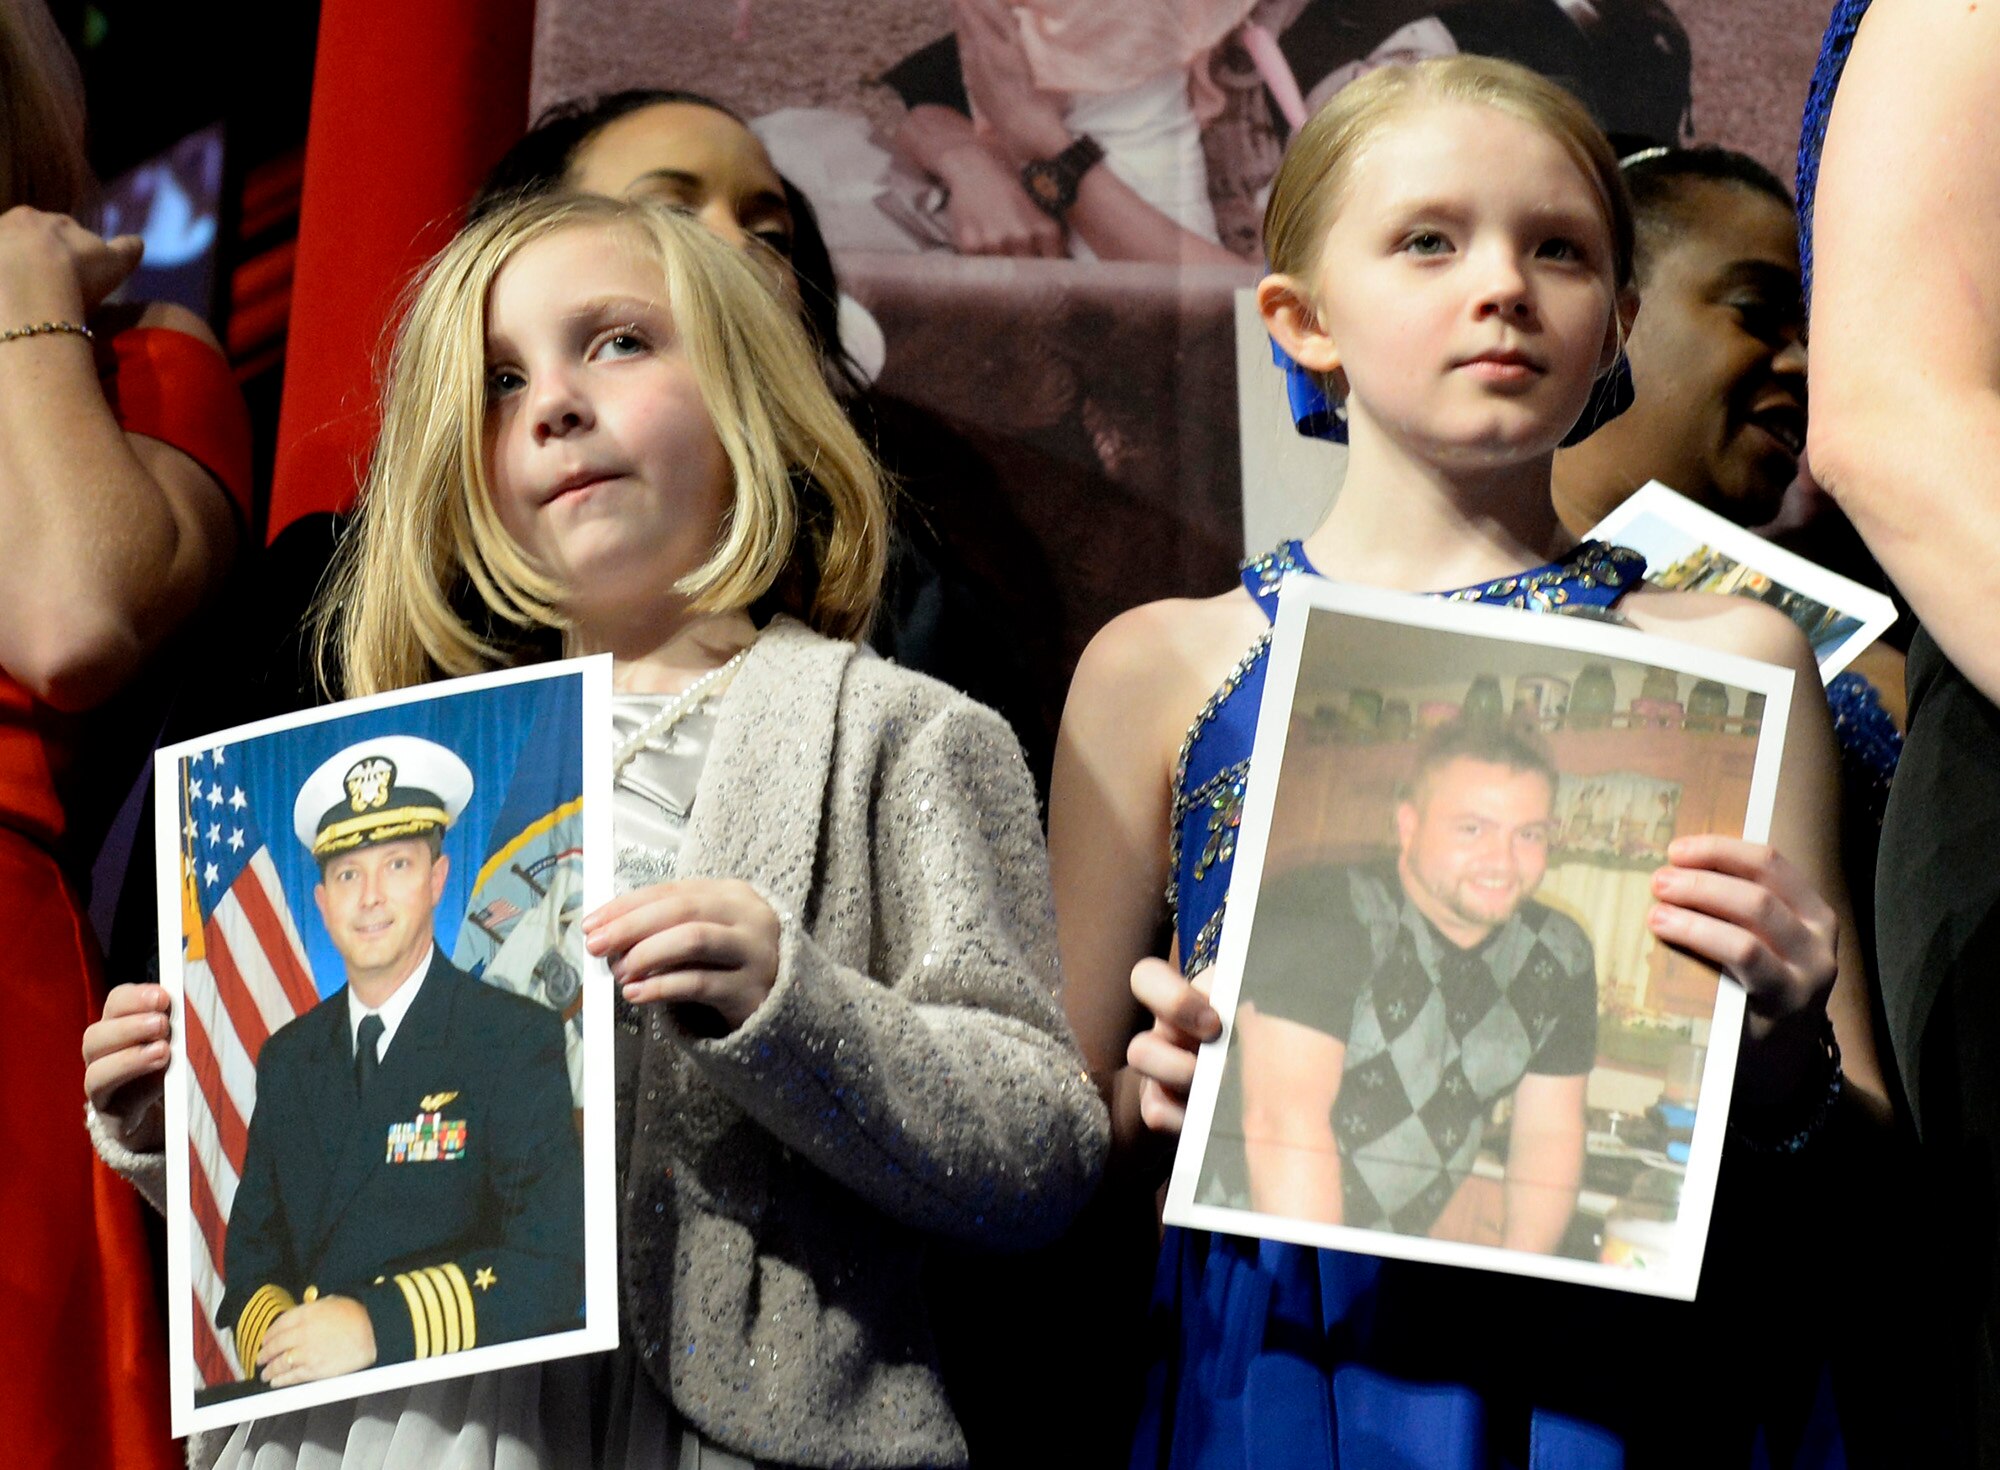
[219,951,583,1371]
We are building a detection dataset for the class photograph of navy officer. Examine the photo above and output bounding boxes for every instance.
[219,735,584,1389]
[1229,719,1596,1253]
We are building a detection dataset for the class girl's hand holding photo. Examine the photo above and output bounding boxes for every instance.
[1125,957,1218,1137]
[1649,835,1838,1034]
[1648,832,1851,1123]
[583,877,781,1029]
[81,981,173,1151]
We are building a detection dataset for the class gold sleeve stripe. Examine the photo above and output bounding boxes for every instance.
[235,1291,276,1358]
[234,1284,296,1379]
[239,1283,294,1341]
[441,1263,477,1351]
[421,1268,459,1354]
[235,1302,273,1378]
[392,1273,430,1359]
[407,1267,447,1358]
[239,1294,282,1357]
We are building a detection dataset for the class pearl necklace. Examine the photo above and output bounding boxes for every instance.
[611,645,752,776]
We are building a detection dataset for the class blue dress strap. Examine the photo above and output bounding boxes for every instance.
[1241,538,1645,622]
[1795,0,1871,303]
[1240,539,1316,620]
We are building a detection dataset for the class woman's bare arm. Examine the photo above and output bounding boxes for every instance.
[0,208,238,710]
[1807,2,2000,703]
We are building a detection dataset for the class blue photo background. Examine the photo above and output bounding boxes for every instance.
[205,673,584,1001]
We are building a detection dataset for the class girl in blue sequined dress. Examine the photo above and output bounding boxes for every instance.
[1050,56,1894,1469]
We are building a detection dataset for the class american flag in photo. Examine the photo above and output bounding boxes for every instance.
[177,746,319,1385]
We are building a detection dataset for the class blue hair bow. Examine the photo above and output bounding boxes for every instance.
[1270,333,1347,441]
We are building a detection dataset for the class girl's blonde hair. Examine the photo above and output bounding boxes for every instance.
[318,193,889,696]
[0,0,90,214]
[1263,55,1634,294]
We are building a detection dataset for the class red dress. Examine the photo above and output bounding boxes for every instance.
[0,327,251,1469]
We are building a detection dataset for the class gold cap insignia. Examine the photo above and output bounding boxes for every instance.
[345,756,396,814]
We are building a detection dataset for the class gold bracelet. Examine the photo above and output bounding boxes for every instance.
[0,320,93,345]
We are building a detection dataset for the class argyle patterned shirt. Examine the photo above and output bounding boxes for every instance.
[1250,862,1597,1236]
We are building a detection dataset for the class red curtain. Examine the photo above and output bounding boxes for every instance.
[268,0,537,539]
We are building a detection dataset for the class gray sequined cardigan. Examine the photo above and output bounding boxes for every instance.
[94,617,1109,1470]
[617,617,1107,1465]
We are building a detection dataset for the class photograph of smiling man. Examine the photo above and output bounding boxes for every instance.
[1172,583,1793,1298]
[1231,720,1594,1247]
[221,734,580,1384]
[160,661,611,1433]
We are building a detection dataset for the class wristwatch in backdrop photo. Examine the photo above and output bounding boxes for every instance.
[1020,134,1105,221]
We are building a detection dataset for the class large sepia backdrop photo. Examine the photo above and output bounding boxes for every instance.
[528,0,1831,776]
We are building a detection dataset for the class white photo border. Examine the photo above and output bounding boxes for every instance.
[154,656,619,1437]
[1589,480,1897,681]
[1162,579,1795,1301]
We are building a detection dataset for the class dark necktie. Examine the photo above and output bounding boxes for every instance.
[355,1013,385,1097]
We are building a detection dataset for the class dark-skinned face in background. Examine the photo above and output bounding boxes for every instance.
[1557,179,1806,529]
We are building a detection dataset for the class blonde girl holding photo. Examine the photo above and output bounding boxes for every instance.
[84,192,1107,1470]
[1052,56,1893,1468]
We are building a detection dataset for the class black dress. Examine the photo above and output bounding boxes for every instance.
[1871,629,2000,1453]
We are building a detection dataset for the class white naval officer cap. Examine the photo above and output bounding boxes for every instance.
[292,735,474,861]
